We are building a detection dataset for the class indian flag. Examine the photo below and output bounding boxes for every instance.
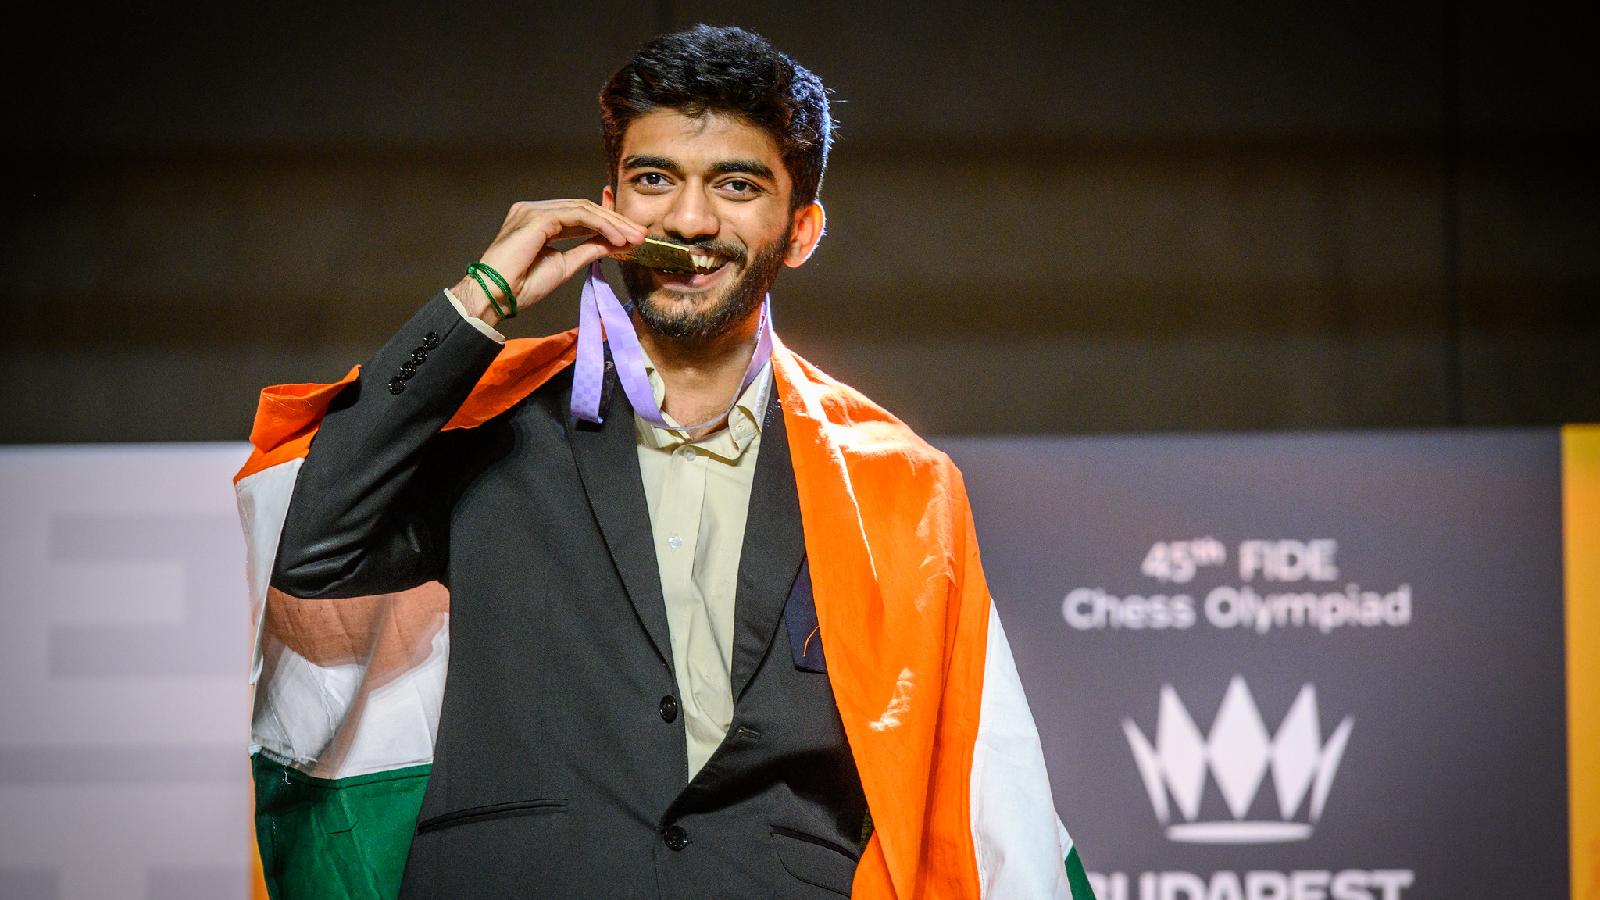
[238,438,443,898]
[237,331,1096,900]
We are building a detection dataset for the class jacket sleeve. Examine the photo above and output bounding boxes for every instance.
[270,292,504,599]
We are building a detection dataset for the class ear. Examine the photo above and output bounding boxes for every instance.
[601,185,616,211]
[785,201,825,268]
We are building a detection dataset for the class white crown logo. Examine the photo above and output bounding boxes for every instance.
[1123,675,1353,844]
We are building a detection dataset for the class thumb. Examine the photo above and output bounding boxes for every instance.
[516,238,618,306]
[560,238,619,279]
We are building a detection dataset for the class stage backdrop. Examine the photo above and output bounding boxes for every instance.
[0,430,1594,900]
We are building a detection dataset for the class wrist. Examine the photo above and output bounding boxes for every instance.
[452,276,503,328]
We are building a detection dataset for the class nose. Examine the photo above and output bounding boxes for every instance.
[660,182,719,242]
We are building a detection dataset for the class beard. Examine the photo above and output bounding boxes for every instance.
[621,232,788,344]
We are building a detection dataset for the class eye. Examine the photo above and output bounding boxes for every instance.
[631,172,672,191]
[718,178,764,198]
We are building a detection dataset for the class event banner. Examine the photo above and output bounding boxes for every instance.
[941,428,1598,900]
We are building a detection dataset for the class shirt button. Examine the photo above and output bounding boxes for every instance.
[667,534,683,551]
[682,446,697,461]
[662,824,689,851]
[659,695,679,723]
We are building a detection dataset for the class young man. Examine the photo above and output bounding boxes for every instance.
[238,25,1094,900]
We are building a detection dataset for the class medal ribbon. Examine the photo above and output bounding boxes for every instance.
[571,261,773,432]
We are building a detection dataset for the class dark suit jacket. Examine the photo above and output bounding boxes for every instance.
[272,294,868,899]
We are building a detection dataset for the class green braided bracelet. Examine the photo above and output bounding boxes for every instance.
[465,262,517,320]
[466,268,505,319]
[475,263,516,312]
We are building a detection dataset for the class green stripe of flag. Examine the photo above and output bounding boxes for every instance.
[253,753,430,900]
[1066,846,1098,900]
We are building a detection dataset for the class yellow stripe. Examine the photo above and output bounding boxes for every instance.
[1565,425,1600,900]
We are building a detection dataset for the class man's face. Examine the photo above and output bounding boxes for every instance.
[603,110,816,344]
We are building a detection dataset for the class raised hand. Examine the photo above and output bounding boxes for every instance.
[454,200,647,326]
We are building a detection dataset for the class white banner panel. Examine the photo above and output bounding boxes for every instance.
[0,444,255,900]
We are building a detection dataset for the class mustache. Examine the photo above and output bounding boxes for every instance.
[664,238,747,267]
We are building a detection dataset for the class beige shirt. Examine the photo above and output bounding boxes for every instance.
[635,352,771,780]
[445,291,769,781]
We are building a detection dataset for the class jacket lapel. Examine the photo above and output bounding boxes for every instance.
[566,361,674,672]
[730,389,807,700]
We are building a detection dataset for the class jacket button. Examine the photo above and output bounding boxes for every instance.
[659,695,679,723]
[388,377,406,395]
[400,359,419,378]
[423,332,441,350]
[410,349,428,364]
[662,825,689,851]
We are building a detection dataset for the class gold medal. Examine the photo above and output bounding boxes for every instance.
[613,238,724,275]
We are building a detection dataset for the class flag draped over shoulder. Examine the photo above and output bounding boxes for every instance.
[236,331,1094,900]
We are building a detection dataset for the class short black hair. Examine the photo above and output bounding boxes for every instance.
[600,25,834,210]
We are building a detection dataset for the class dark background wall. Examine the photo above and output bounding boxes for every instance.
[3,0,1595,442]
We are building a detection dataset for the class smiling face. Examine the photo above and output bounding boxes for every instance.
[603,109,823,345]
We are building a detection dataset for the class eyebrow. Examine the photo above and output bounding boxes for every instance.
[620,155,776,182]
[708,159,775,181]
[621,155,683,175]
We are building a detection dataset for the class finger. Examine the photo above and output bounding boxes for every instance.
[548,223,637,245]
[501,201,645,250]
[547,203,646,246]
[592,204,648,242]
[553,200,647,242]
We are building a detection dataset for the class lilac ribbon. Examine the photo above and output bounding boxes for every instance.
[572,261,773,432]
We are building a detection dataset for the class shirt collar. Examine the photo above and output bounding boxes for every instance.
[633,347,771,461]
